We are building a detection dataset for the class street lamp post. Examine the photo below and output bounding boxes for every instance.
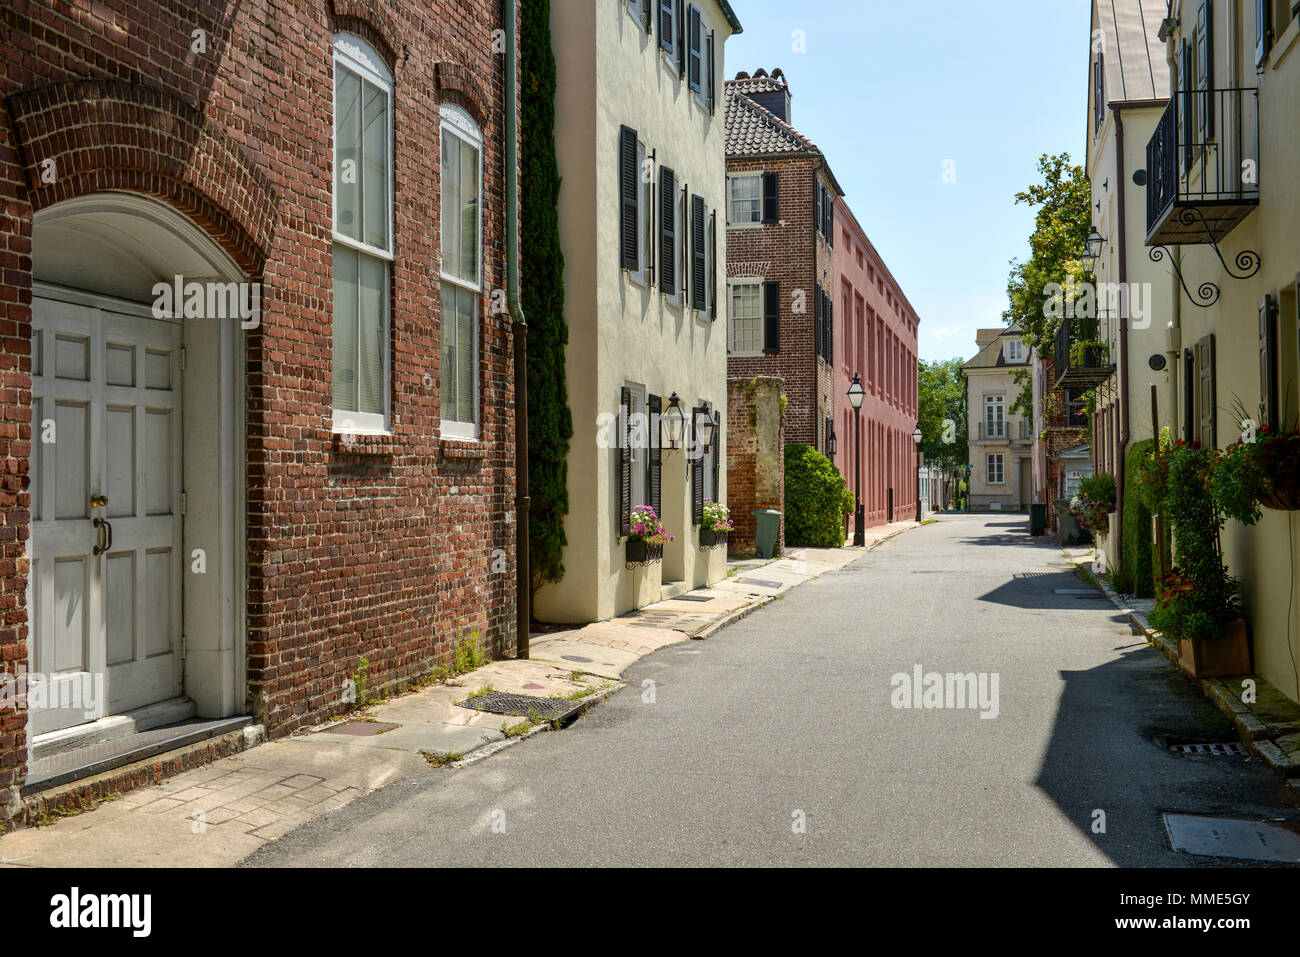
[912,425,923,523]
[848,374,866,546]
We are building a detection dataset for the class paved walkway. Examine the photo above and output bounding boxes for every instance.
[0,523,915,867]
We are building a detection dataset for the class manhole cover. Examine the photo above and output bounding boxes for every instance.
[737,577,783,588]
[458,692,583,722]
[1171,742,1246,755]
[1164,813,1300,862]
[328,721,400,736]
[673,594,715,602]
[560,655,593,663]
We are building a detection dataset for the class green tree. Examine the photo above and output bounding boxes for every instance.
[917,357,968,473]
[1002,153,1092,354]
[521,0,573,596]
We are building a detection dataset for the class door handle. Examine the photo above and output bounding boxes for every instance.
[93,516,112,555]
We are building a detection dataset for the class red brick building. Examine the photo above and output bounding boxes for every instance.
[0,0,519,802]
[723,68,842,454]
[832,200,921,528]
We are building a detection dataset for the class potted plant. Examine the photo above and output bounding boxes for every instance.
[626,505,672,565]
[1070,473,1116,543]
[700,500,733,548]
[1147,440,1250,677]
[1218,425,1300,515]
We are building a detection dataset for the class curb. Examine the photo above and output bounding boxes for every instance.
[1084,569,1299,778]
[691,595,775,640]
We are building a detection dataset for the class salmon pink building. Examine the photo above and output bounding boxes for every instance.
[832,200,922,529]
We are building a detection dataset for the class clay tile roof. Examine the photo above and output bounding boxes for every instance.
[723,83,817,157]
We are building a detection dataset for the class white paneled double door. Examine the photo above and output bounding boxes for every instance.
[29,294,184,735]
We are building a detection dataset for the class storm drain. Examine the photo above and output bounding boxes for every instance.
[1164,813,1300,862]
[458,692,584,722]
[1170,741,1246,756]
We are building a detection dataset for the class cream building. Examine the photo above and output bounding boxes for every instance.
[964,326,1033,510]
[1141,0,1300,699]
[537,0,742,622]
[1081,0,1173,570]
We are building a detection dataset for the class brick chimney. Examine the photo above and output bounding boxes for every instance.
[745,67,792,125]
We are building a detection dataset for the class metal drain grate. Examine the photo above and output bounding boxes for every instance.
[458,691,583,722]
[1171,742,1246,756]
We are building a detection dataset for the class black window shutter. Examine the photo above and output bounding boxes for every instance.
[1260,295,1279,431]
[824,189,834,247]
[711,411,721,506]
[692,406,705,525]
[814,177,822,236]
[619,126,639,271]
[659,167,676,293]
[1198,0,1214,140]
[620,387,633,536]
[676,0,686,73]
[762,172,778,223]
[709,209,717,319]
[827,293,834,366]
[763,280,780,353]
[1183,348,1196,443]
[814,285,824,360]
[1180,42,1194,173]
[706,30,715,113]
[691,193,706,309]
[642,0,653,32]
[659,0,674,54]
[687,6,702,92]
[648,394,663,516]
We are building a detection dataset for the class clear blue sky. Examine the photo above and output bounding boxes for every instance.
[725,0,1091,363]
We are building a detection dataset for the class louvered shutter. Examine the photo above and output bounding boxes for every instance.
[814,177,822,237]
[692,406,705,525]
[619,126,639,271]
[642,0,653,32]
[762,172,778,223]
[1180,42,1194,173]
[659,0,674,55]
[814,285,823,360]
[676,0,686,73]
[1198,334,1217,447]
[824,188,834,247]
[687,6,702,91]
[648,394,663,516]
[709,209,717,320]
[706,30,715,113]
[1260,295,1279,431]
[1183,348,1196,443]
[1256,0,1270,67]
[659,167,676,293]
[679,182,689,299]
[620,387,633,535]
[827,292,834,366]
[691,194,707,309]
[763,280,780,353]
[711,411,721,506]
[1198,1,1214,140]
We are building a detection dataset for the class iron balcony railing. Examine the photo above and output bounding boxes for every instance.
[1146,87,1259,246]
[978,420,1031,441]
[1053,315,1112,391]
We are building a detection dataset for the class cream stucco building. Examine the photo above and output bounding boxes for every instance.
[964,326,1033,510]
[537,0,742,622]
[1130,0,1300,699]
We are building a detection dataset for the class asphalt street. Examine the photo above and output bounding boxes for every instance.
[243,516,1298,867]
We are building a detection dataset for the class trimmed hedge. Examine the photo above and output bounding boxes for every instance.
[1120,439,1156,598]
[784,444,850,547]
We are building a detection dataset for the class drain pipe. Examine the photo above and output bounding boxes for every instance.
[1115,109,1130,573]
[504,0,531,658]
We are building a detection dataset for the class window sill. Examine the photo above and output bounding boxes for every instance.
[440,436,486,460]
[333,432,398,456]
[727,222,765,230]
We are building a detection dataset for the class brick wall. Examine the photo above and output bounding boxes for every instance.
[726,376,785,556]
[0,0,518,789]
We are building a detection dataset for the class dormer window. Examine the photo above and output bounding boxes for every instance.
[1006,339,1024,363]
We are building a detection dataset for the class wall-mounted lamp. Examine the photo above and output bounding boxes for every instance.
[661,393,686,450]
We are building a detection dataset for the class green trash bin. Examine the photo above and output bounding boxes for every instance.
[752,509,781,559]
[1029,503,1047,536]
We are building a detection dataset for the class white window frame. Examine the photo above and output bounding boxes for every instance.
[659,0,679,67]
[987,453,1005,485]
[1005,339,1024,363]
[630,142,652,287]
[692,7,711,112]
[332,33,394,436]
[439,102,484,440]
[727,173,762,227]
[984,394,1005,439]
[626,382,649,508]
[727,279,764,356]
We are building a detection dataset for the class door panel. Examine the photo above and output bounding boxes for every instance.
[29,295,183,733]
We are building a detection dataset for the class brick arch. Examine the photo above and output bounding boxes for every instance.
[330,0,404,70]
[6,79,275,276]
[435,60,491,129]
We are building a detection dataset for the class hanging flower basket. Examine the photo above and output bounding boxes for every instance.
[699,529,728,549]
[1262,477,1300,511]
[625,539,663,566]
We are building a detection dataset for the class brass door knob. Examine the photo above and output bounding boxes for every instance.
[90,495,107,508]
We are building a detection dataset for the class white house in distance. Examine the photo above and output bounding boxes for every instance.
[537,0,743,622]
[964,326,1033,510]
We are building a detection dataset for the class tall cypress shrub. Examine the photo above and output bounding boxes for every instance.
[1120,439,1155,598]
[521,0,572,597]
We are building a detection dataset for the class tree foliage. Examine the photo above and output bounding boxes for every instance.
[917,357,968,473]
[1002,153,1092,354]
[521,0,573,595]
